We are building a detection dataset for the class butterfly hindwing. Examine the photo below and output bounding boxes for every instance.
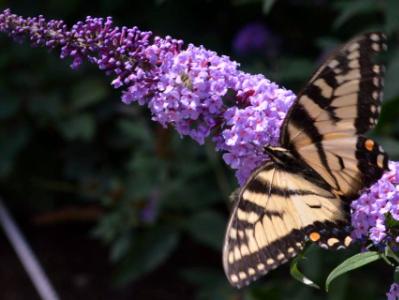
[223,161,350,288]
[280,32,389,198]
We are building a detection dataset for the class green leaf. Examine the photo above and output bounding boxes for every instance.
[394,266,399,283]
[181,267,225,287]
[110,233,132,262]
[373,137,399,158]
[272,57,314,83]
[375,96,399,136]
[57,114,95,141]
[385,0,399,34]
[184,211,225,250]
[28,93,62,119]
[70,78,107,110]
[384,50,399,101]
[0,126,30,177]
[290,255,320,289]
[315,37,340,51]
[155,0,167,5]
[114,227,179,285]
[332,1,381,29]
[325,251,381,291]
[231,0,261,6]
[0,95,20,119]
[181,268,235,300]
[118,119,153,144]
[262,0,276,14]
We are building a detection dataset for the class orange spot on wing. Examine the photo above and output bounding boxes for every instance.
[365,139,374,151]
[309,232,321,242]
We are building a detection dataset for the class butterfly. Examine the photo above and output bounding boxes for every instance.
[223,32,389,288]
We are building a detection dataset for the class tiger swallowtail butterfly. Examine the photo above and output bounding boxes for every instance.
[223,32,389,288]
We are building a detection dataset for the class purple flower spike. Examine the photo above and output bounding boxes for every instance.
[0,9,294,183]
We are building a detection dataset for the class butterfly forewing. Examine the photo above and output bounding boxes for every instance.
[280,32,389,198]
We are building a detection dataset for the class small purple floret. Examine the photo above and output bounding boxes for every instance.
[351,161,399,245]
[387,283,399,300]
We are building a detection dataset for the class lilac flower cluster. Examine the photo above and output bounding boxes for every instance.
[0,9,295,184]
[351,161,399,245]
[145,44,241,144]
[387,283,399,300]
[219,74,295,182]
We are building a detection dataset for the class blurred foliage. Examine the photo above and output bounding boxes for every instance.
[0,0,399,299]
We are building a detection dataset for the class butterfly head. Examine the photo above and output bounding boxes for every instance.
[264,146,294,165]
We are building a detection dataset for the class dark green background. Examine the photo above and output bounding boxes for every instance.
[0,1,398,299]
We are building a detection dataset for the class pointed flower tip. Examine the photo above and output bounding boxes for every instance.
[2,10,395,211]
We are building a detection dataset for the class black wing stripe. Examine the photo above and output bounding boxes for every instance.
[226,221,351,287]
[287,104,341,190]
[305,83,338,121]
[245,177,335,198]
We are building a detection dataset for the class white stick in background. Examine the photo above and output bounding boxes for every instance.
[0,197,60,300]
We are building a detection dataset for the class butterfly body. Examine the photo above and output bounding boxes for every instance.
[263,146,293,165]
[223,32,389,288]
